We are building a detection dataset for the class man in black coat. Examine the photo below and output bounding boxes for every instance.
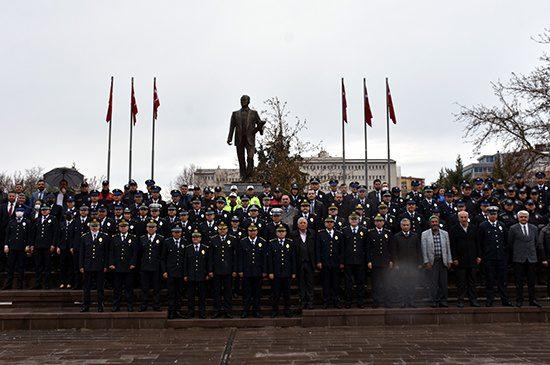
[58,211,76,289]
[449,211,481,307]
[3,207,32,289]
[390,218,422,308]
[315,216,343,309]
[478,206,513,307]
[72,205,90,289]
[32,205,59,289]
[366,214,394,308]
[237,224,267,318]
[79,220,109,312]
[290,217,316,309]
[138,221,164,312]
[399,200,425,234]
[108,220,138,312]
[341,213,367,308]
[161,226,186,319]
[267,225,296,317]
[209,222,237,318]
[183,231,210,319]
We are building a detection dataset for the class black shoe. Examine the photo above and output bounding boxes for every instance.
[502,301,514,307]
[253,312,262,318]
[529,301,542,308]
[270,311,278,318]
[153,306,162,312]
[127,306,133,312]
[470,301,481,307]
[357,303,365,309]
[32,284,42,290]
[167,312,175,320]
[372,304,380,309]
[97,305,104,312]
[306,303,314,310]
[187,312,195,319]
[80,306,89,312]
[212,312,223,319]
[485,302,493,307]
[139,305,147,312]
[439,302,448,308]
[225,312,233,319]
[284,310,291,318]
[112,306,120,312]
[430,303,438,308]
[44,285,50,290]
[457,302,464,308]
[241,312,248,318]
[335,303,342,309]
[323,303,329,309]
[2,284,13,290]
[516,301,523,308]
[408,303,417,308]
[199,313,206,319]
[344,304,351,309]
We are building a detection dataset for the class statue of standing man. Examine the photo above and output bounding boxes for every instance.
[227,95,265,181]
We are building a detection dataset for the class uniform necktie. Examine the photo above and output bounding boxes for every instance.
[280,239,284,246]
[352,228,357,234]
[523,225,528,236]
[93,233,97,241]
[195,245,199,252]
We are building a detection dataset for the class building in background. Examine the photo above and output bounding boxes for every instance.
[464,155,495,179]
[399,176,425,193]
[193,167,239,188]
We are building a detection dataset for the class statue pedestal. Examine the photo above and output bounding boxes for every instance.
[223,181,263,193]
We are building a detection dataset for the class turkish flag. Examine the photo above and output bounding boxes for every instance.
[363,78,373,127]
[341,78,347,124]
[153,78,160,120]
[106,77,113,123]
[131,78,138,125]
[386,78,397,124]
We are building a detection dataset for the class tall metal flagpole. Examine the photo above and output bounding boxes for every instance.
[151,77,156,180]
[129,77,134,181]
[363,78,368,187]
[107,76,113,182]
[386,77,391,189]
[341,78,346,185]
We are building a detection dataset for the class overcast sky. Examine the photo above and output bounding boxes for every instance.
[1,1,548,189]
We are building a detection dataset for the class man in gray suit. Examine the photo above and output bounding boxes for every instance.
[421,215,453,307]
[280,195,298,229]
[227,95,265,181]
[508,210,547,307]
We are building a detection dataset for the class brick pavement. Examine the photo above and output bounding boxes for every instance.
[2,324,550,364]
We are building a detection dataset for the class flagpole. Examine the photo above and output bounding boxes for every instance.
[363,78,368,188]
[129,77,134,181]
[107,76,113,182]
[341,78,346,185]
[386,77,391,189]
[151,77,156,180]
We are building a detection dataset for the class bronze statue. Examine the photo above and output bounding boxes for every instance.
[227,95,265,181]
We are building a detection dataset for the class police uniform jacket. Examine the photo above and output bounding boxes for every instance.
[139,233,164,272]
[5,218,33,250]
[268,238,296,278]
[366,228,393,267]
[342,226,368,266]
[161,237,186,278]
[478,220,508,261]
[209,234,237,275]
[109,233,138,272]
[315,229,342,267]
[184,243,210,281]
[79,232,109,271]
[33,215,59,248]
[237,236,267,277]
[59,219,77,250]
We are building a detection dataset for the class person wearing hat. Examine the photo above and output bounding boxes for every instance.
[148,203,166,233]
[289,183,302,208]
[473,200,491,227]
[418,186,438,221]
[31,205,59,289]
[189,199,206,226]
[177,210,194,240]
[264,208,290,241]
[108,220,137,312]
[2,207,33,290]
[405,180,422,204]
[223,193,242,217]
[472,178,485,200]
[242,185,261,207]
[267,224,296,317]
[241,204,265,233]
[79,219,110,312]
[161,225,187,319]
[459,184,478,215]
[498,199,518,229]
[57,210,77,289]
[183,230,210,319]
[257,181,272,202]
[138,220,164,312]
[229,215,245,240]
[98,181,113,207]
[449,211,482,308]
[380,191,399,218]
[214,198,231,224]
[326,204,346,231]
[377,203,399,234]
[259,195,273,219]
[197,210,218,244]
[73,182,90,209]
[323,179,339,207]
[354,204,371,228]
[290,216,316,309]
[529,189,546,213]
[64,196,77,218]
[168,189,183,213]
[477,206,513,307]
[237,223,268,318]
[391,217,422,308]
[439,190,457,222]
[87,190,101,212]
[203,187,217,211]
[163,205,180,235]
[390,186,405,209]
[398,200,425,234]
[315,216,343,309]
[525,200,546,228]
[209,222,237,318]
[308,177,326,203]
[420,215,452,308]
[293,200,319,232]
[146,186,167,216]
[341,213,368,308]
[366,214,394,308]
[239,195,251,217]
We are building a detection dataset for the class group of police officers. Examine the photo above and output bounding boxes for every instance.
[0,171,549,319]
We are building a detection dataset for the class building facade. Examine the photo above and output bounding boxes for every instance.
[399,176,425,193]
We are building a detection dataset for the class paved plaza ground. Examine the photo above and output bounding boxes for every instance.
[1,323,550,364]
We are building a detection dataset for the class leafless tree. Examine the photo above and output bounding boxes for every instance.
[0,167,44,194]
[171,164,198,190]
[456,29,550,171]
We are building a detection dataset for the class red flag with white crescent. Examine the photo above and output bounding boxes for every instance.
[363,78,373,127]
[386,78,397,124]
[153,78,160,120]
[106,77,113,123]
[131,78,138,125]
[341,78,348,124]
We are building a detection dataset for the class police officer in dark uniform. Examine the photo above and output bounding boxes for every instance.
[177,210,194,241]
[499,199,518,229]
[342,213,367,308]
[267,225,296,317]
[3,207,32,289]
[79,220,109,312]
[109,220,137,312]
[366,214,394,308]
[293,200,320,232]
[478,206,513,307]
[315,216,343,309]
[184,230,210,319]
[418,186,439,220]
[58,210,76,289]
[163,205,180,236]
[131,205,150,237]
[399,200,425,234]
[209,222,237,318]
[138,220,164,311]
[198,210,218,244]
[162,225,186,319]
[238,224,267,318]
[289,183,303,207]
[189,199,206,226]
[32,205,59,289]
[241,205,265,232]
